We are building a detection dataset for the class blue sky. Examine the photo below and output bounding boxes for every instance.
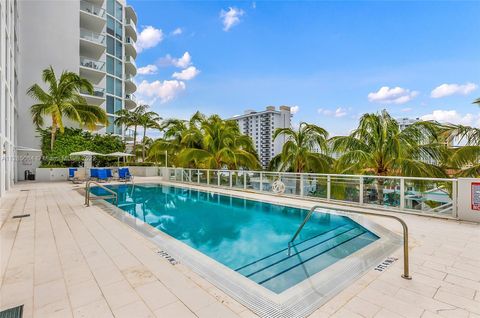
[131,0,480,136]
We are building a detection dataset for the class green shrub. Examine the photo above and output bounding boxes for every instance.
[39,127,126,167]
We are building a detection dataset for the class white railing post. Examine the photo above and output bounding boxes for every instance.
[207,170,210,185]
[452,180,457,218]
[189,169,192,182]
[327,175,331,200]
[197,169,200,183]
[400,178,405,210]
[218,171,221,186]
[229,172,233,188]
[300,174,304,197]
[244,172,247,190]
[181,168,184,182]
[359,176,364,204]
[260,172,263,192]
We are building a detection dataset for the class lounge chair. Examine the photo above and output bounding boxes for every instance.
[68,168,77,181]
[118,167,133,182]
[90,168,99,180]
[97,169,110,182]
[72,170,86,184]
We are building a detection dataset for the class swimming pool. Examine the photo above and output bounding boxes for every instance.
[91,183,401,317]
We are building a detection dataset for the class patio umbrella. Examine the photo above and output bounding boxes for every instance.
[69,150,104,175]
[106,152,134,167]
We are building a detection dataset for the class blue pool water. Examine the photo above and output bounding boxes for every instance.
[91,184,379,293]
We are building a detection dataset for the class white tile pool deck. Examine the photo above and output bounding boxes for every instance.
[0,178,479,318]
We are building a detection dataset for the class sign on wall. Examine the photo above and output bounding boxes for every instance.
[471,182,480,211]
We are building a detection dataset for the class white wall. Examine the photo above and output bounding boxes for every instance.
[17,1,80,180]
[457,178,480,223]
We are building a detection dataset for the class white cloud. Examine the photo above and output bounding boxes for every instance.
[290,105,300,114]
[135,26,163,53]
[172,66,200,81]
[137,64,158,75]
[368,86,419,104]
[158,52,192,68]
[137,79,186,104]
[421,110,480,126]
[171,27,183,36]
[220,7,245,31]
[318,107,348,118]
[430,82,478,99]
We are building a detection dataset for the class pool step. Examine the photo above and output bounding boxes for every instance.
[235,224,354,276]
[236,228,377,293]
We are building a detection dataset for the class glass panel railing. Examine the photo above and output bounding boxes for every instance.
[126,56,136,67]
[125,37,135,45]
[125,20,137,33]
[80,28,105,45]
[330,175,360,203]
[404,178,454,216]
[125,94,137,103]
[303,174,328,199]
[80,56,105,71]
[80,86,105,98]
[80,0,105,18]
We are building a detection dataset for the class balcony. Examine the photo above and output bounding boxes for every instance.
[80,28,105,57]
[125,6,137,25]
[79,86,105,105]
[125,56,137,76]
[80,1,106,31]
[125,94,137,110]
[124,75,136,94]
[125,19,137,42]
[124,37,137,59]
[79,56,106,82]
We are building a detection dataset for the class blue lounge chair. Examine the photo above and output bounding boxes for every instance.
[97,169,109,182]
[118,168,133,182]
[68,168,77,181]
[90,168,99,180]
[106,169,113,179]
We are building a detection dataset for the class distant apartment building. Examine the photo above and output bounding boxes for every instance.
[229,106,292,169]
[0,0,18,198]
[15,0,138,180]
[397,117,420,131]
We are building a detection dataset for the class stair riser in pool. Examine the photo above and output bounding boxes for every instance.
[247,228,368,283]
[237,225,356,276]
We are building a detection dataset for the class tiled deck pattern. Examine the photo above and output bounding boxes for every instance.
[0,180,479,318]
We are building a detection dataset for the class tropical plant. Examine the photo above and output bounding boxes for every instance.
[269,122,334,194]
[27,66,108,150]
[38,127,125,167]
[149,112,259,169]
[138,111,161,161]
[331,110,448,203]
[114,105,146,157]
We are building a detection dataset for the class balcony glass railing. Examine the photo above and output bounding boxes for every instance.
[125,94,137,103]
[80,28,105,45]
[125,75,135,82]
[125,37,135,45]
[80,0,105,18]
[80,86,105,98]
[125,19,137,33]
[80,56,105,72]
[125,56,136,68]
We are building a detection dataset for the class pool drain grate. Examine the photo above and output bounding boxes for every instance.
[0,305,23,318]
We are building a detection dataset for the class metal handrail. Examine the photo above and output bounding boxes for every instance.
[85,180,118,207]
[288,205,412,280]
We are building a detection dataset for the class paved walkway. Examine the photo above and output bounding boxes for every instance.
[0,180,479,318]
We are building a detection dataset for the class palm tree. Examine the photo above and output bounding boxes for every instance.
[114,104,148,160]
[27,66,108,150]
[138,111,161,161]
[269,122,334,194]
[331,110,447,203]
[149,112,259,169]
[473,97,480,105]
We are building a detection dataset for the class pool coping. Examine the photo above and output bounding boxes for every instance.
[92,181,403,318]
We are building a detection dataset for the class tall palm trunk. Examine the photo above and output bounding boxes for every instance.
[142,125,147,162]
[376,178,385,205]
[50,116,57,150]
[133,124,138,162]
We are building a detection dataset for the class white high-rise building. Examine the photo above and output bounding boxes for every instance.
[0,0,18,199]
[397,117,420,131]
[16,0,138,180]
[229,106,292,169]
